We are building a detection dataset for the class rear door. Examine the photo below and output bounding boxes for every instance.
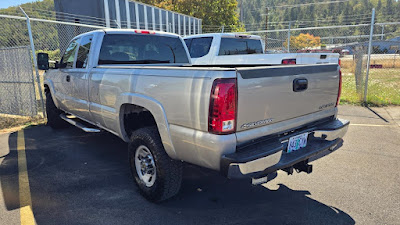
[236,64,340,131]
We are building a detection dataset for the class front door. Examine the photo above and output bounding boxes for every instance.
[56,38,80,111]
[68,35,93,120]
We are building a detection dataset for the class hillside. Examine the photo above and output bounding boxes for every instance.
[241,0,400,31]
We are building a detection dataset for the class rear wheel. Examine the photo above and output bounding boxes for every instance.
[128,126,182,202]
[45,91,67,129]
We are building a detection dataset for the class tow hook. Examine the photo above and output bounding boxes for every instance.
[293,161,313,174]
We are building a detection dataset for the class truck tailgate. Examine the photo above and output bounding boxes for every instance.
[295,53,339,64]
[236,64,340,132]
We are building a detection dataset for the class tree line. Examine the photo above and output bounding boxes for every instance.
[241,0,400,39]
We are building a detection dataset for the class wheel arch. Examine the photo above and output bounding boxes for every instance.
[117,94,177,159]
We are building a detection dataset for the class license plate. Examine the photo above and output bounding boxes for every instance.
[287,133,308,153]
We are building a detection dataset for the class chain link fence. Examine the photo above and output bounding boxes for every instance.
[232,17,400,105]
[30,20,102,61]
[0,13,105,129]
[0,16,40,129]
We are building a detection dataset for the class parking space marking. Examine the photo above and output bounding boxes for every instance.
[349,124,390,127]
[17,130,36,225]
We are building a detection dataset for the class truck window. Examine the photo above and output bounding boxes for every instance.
[185,37,213,58]
[218,38,263,56]
[98,34,189,64]
[184,39,192,49]
[76,35,93,69]
[60,38,79,69]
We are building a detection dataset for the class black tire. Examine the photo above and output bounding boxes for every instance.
[45,91,67,129]
[128,126,183,202]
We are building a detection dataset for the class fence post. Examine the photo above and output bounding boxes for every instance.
[364,8,375,103]
[19,7,46,118]
[287,21,291,52]
[264,7,268,52]
[221,26,224,33]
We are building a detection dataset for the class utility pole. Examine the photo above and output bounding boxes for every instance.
[240,0,243,22]
[265,7,268,52]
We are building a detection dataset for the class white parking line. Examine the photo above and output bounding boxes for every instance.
[350,124,390,127]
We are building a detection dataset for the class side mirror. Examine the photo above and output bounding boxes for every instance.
[37,53,49,70]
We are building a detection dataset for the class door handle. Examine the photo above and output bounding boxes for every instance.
[293,78,308,92]
[66,75,70,82]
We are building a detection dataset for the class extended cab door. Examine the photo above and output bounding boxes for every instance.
[67,35,93,120]
[55,38,80,111]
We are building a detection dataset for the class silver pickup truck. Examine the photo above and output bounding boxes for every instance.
[39,29,349,202]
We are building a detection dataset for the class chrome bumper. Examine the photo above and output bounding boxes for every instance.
[221,118,349,179]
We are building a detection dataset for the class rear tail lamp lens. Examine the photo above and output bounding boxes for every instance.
[208,78,237,134]
[336,69,342,106]
[282,59,296,65]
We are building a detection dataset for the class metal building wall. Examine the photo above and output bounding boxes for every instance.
[54,0,202,35]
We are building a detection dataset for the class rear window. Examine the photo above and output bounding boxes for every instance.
[98,34,189,64]
[218,38,263,55]
[184,37,213,58]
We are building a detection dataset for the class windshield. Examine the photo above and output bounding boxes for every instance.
[98,34,190,65]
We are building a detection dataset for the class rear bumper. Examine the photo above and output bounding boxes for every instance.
[221,118,349,179]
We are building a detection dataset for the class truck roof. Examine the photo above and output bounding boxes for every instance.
[73,29,181,39]
[184,33,262,40]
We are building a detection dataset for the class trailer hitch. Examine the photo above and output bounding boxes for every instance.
[282,160,313,175]
[293,160,313,174]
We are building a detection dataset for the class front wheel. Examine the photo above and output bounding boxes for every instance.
[128,127,182,202]
[45,91,67,129]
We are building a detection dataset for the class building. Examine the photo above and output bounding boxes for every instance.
[54,0,201,53]
[54,0,201,35]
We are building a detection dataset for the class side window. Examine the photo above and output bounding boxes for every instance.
[184,38,192,49]
[76,35,93,68]
[60,39,79,69]
[188,37,213,58]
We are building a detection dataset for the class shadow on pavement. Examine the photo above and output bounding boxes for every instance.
[0,125,355,225]
[366,107,390,123]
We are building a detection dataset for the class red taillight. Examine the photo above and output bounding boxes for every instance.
[338,59,341,66]
[282,59,296,65]
[134,30,155,34]
[208,78,237,134]
[336,69,342,106]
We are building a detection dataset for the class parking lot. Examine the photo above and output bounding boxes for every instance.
[0,105,399,225]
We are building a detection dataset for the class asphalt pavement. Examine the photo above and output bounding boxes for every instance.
[0,105,399,225]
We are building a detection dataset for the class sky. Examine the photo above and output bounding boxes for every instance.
[0,0,41,9]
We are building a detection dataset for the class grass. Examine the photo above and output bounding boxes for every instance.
[340,55,400,70]
[340,68,400,106]
[0,114,45,132]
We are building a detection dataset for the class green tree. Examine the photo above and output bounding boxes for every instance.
[284,33,321,50]
[138,0,244,32]
[377,0,382,11]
